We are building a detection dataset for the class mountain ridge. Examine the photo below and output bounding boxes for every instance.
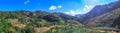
[79,0,120,28]
[77,0,120,23]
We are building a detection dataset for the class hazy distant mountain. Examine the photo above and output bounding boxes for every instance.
[78,0,120,23]
[82,0,120,28]
[86,8,120,27]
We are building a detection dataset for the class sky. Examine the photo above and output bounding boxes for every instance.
[0,0,118,16]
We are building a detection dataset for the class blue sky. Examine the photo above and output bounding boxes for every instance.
[0,0,118,15]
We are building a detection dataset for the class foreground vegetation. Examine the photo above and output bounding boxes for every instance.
[0,10,119,33]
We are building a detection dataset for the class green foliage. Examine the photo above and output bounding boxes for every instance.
[0,10,113,33]
[0,19,16,33]
[46,26,108,33]
[59,19,65,25]
[25,24,35,33]
[19,18,27,24]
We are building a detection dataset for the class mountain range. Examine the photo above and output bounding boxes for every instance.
[0,0,120,33]
[77,0,120,28]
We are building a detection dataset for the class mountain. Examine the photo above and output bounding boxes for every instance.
[81,0,120,28]
[78,0,120,23]
[0,10,84,33]
[86,8,120,27]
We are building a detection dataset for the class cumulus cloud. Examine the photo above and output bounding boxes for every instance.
[24,0,30,4]
[65,10,82,16]
[58,5,62,8]
[83,5,94,13]
[49,5,57,10]
[65,5,94,16]
[49,5,62,10]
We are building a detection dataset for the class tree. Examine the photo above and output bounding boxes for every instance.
[19,18,27,24]
[59,19,65,25]
[43,14,60,22]
[25,24,35,33]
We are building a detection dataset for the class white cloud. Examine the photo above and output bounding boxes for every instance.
[49,5,62,10]
[83,5,94,13]
[24,0,30,4]
[65,10,82,16]
[65,5,94,16]
[49,5,57,10]
[58,5,62,8]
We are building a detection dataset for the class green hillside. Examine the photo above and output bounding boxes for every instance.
[0,10,116,33]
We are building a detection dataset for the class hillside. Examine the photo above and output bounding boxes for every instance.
[78,0,120,23]
[0,0,120,33]
[71,1,120,31]
[0,10,117,33]
[75,0,120,28]
[85,8,120,27]
[0,10,93,33]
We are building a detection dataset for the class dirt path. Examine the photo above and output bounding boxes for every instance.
[34,25,66,33]
[9,19,26,29]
